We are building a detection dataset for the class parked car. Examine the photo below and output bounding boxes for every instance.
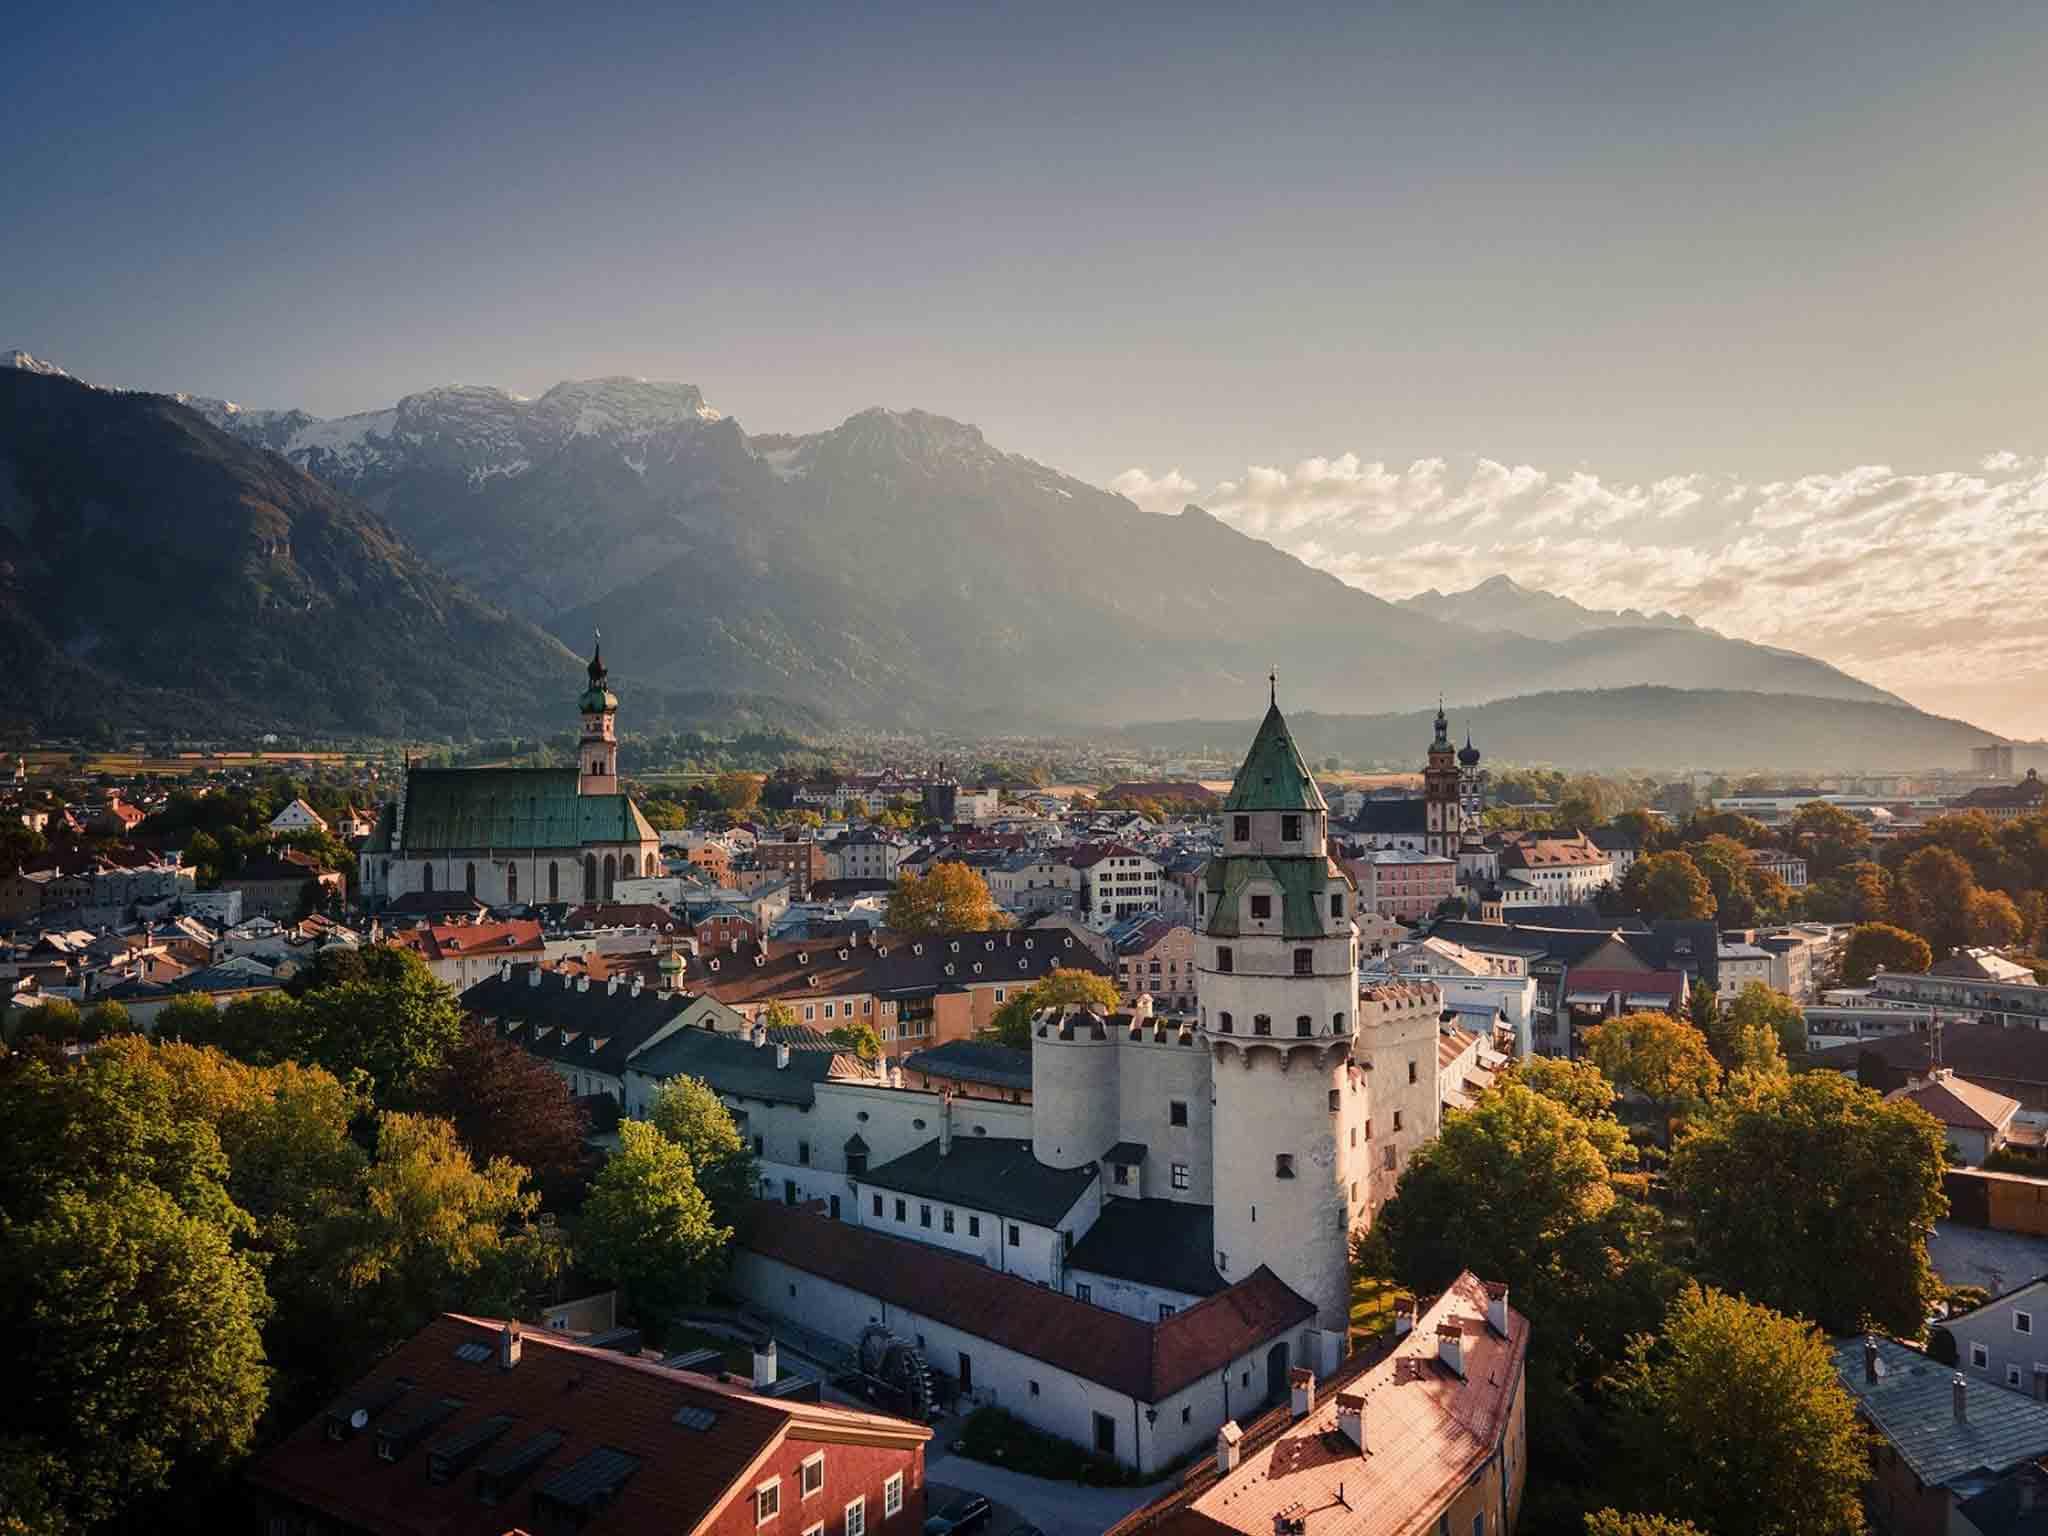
[923,1494,994,1535]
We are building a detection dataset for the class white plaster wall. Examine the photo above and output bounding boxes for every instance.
[1031,1027,1122,1169]
[1068,1268,1210,1323]
[1116,1028,1215,1204]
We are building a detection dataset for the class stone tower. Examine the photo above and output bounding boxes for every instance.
[578,635,620,796]
[1423,701,1459,858]
[1198,685,1366,1331]
[1458,731,1485,837]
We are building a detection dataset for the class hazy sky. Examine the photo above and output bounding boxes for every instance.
[9,1,2047,731]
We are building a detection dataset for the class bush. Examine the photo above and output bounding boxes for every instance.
[958,1406,1136,1486]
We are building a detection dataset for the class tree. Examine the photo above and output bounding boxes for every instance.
[1787,801,1868,878]
[0,1178,270,1534]
[1508,1055,1634,1166]
[13,996,82,1045]
[826,1020,884,1061]
[1841,922,1932,985]
[1968,888,2025,949]
[167,990,308,1066]
[152,991,230,1045]
[1622,852,1715,921]
[80,999,135,1040]
[295,947,463,1103]
[986,966,1123,1049]
[1585,1516,1708,1536]
[1671,1071,1947,1335]
[885,862,1008,934]
[1584,1012,1720,1141]
[1685,979,1718,1042]
[1609,1285,1869,1536]
[1899,845,1977,954]
[711,772,763,813]
[577,1120,731,1320]
[1686,837,1758,927]
[1721,982,1805,1065]
[417,1018,592,1204]
[647,1075,758,1226]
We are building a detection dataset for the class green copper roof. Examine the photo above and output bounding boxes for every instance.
[1201,854,1341,938]
[398,767,653,852]
[1221,702,1328,814]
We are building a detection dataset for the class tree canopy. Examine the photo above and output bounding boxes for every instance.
[578,1120,731,1321]
[1620,851,1715,921]
[1583,1012,1719,1140]
[1841,922,1932,985]
[646,1074,758,1227]
[885,861,1008,935]
[986,965,1122,1048]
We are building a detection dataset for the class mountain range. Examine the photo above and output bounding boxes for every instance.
[0,351,1991,760]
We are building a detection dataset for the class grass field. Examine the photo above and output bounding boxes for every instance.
[1350,1272,1411,1346]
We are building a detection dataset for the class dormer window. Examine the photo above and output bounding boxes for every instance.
[1249,894,1272,921]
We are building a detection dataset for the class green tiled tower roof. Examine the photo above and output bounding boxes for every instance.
[1221,697,1328,814]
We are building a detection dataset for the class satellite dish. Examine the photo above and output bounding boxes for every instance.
[349,1409,369,1431]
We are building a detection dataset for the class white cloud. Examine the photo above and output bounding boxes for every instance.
[1108,451,2048,735]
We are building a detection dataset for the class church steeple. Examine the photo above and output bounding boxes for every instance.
[1222,688,1328,816]
[577,631,620,796]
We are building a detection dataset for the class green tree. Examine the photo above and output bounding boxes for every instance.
[647,1074,758,1226]
[1671,1070,1947,1335]
[1584,1012,1720,1141]
[80,999,135,1039]
[151,990,228,1044]
[826,1020,884,1060]
[169,990,308,1066]
[1898,845,1978,954]
[1508,1056,1635,1166]
[1609,1285,1869,1536]
[1722,982,1805,1064]
[1585,1515,1708,1536]
[1686,836,1759,927]
[1621,851,1715,920]
[986,965,1122,1049]
[12,996,82,1045]
[578,1119,731,1320]
[296,948,463,1103]
[885,862,1009,935]
[0,1179,270,1534]
[1841,922,1933,985]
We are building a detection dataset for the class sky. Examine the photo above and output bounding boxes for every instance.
[7,1,2047,732]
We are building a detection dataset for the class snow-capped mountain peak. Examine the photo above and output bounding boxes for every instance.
[2,349,74,379]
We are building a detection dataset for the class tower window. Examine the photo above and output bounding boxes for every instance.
[1333,1010,1346,1032]
[1216,946,1233,974]
[1275,1154,1295,1179]
[1233,815,1250,842]
[1297,1015,1312,1037]
[1253,1015,1272,1037]
[1408,1060,1418,1084]
[1293,948,1313,976]
[1328,1089,1341,1112]
[1331,892,1344,917]
[1170,1100,1188,1126]
[1217,1012,1233,1033]
[1249,894,1272,921]
[1282,814,1302,842]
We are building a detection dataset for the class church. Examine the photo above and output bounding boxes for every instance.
[360,642,662,909]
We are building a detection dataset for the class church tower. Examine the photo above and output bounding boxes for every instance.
[1458,731,1485,836]
[1423,701,1459,857]
[578,636,619,796]
[1198,683,1365,1332]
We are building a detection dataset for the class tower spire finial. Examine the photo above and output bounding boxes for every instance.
[1269,668,1277,708]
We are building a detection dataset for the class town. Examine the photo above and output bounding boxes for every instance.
[9,640,2048,1536]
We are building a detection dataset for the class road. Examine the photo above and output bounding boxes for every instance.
[926,1458,1170,1536]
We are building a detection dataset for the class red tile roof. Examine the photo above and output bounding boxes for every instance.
[1149,1274,1527,1536]
[244,1313,927,1536]
[738,1202,1313,1401]
[393,920,545,965]
[1887,1071,2020,1133]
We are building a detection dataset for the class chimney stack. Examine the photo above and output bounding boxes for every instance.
[499,1322,522,1371]
[1864,1336,1880,1385]
[1485,1282,1509,1337]
[499,959,513,981]
[1215,1421,1242,1475]
[631,974,644,997]
[752,1024,768,1049]
[752,1336,778,1390]
[1393,1299,1416,1338]
[1438,1322,1466,1380]
[1134,993,1153,1022]
[577,974,590,993]
[528,966,542,988]
[1289,1366,1316,1420]
[776,1042,791,1070]
[1955,1374,1969,1423]
[939,1093,954,1156]
[1335,1391,1366,1453]
[607,976,620,996]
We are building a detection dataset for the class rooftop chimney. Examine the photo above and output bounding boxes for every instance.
[529,967,542,988]
[1438,1322,1466,1380]
[607,976,620,996]
[1393,1299,1416,1338]
[1289,1366,1316,1420]
[499,959,513,981]
[631,974,644,997]
[1335,1391,1366,1453]
[752,1336,778,1390]
[1955,1374,1969,1423]
[752,1024,768,1049]
[577,975,590,993]
[1134,993,1153,1021]
[939,1093,954,1157]
[1485,1282,1509,1338]
[1215,1420,1243,1475]
[499,1322,522,1371]
[1864,1336,1880,1385]
[776,1042,791,1070]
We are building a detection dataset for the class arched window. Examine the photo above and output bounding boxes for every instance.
[624,853,638,878]
[1253,1014,1272,1036]
[548,861,559,902]
[603,853,617,900]
[507,864,518,904]
[421,863,434,893]
[1296,1015,1312,1037]
[583,854,598,901]
[1333,1010,1347,1033]
[1217,1011,1233,1034]
[465,862,477,897]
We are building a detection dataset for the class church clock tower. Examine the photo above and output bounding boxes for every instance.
[1197,682,1365,1332]
[1423,701,1459,857]
[578,636,619,795]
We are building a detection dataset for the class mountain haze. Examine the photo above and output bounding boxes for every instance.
[196,373,1905,727]
[1398,574,1713,643]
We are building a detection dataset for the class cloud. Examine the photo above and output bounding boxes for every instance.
[1107,450,2048,735]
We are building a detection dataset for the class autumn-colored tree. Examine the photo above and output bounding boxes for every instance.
[826,1020,885,1060]
[1841,922,1933,985]
[1968,888,2025,949]
[711,771,763,813]
[1686,836,1759,926]
[1609,1285,1869,1536]
[1787,800,1868,878]
[1899,845,1978,954]
[1622,851,1716,920]
[1585,1515,1708,1536]
[1508,1055,1634,1166]
[986,965,1122,1048]
[1584,1011,1720,1142]
[417,1018,592,1204]
[885,861,1009,934]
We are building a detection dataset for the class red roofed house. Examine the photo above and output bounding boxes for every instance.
[245,1312,930,1536]
[1116,1271,1529,1536]
[391,919,546,992]
[1886,1069,2022,1166]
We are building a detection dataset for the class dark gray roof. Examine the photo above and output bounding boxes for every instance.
[1103,1141,1147,1166]
[902,1040,1032,1092]
[860,1136,1095,1228]
[625,1025,852,1108]
[1958,1461,2048,1536]
[1836,1336,2048,1489]
[1351,799,1426,835]
[1066,1198,1224,1299]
